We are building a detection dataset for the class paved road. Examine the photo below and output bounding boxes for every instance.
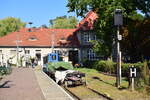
[0,68,45,100]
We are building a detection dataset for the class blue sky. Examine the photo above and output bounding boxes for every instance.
[0,0,80,27]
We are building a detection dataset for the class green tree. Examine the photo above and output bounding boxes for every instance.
[121,18,150,62]
[0,17,26,37]
[41,24,48,28]
[49,16,78,29]
[67,0,149,59]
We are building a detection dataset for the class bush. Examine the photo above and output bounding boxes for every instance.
[83,59,115,74]
[142,61,150,85]
[94,60,115,74]
[84,59,150,93]
[121,62,143,77]
[82,59,97,69]
[0,66,12,76]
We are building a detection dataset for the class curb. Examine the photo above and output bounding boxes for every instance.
[41,71,75,100]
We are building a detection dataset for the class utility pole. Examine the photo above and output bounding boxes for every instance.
[114,9,123,88]
[15,32,22,67]
[16,33,19,67]
[28,22,33,28]
[51,30,55,53]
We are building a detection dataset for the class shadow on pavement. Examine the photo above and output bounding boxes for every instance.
[0,80,12,88]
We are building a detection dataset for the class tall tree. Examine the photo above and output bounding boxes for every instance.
[49,16,78,29]
[0,17,26,37]
[67,0,149,61]
[121,18,150,62]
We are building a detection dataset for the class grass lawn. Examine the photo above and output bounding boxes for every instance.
[67,68,150,100]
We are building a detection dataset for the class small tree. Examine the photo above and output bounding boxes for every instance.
[49,16,78,29]
[0,17,26,37]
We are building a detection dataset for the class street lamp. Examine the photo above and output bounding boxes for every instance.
[114,9,123,88]
[15,32,22,67]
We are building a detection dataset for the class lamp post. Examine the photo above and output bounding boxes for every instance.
[15,32,22,67]
[28,22,33,28]
[16,35,19,67]
[114,9,123,88]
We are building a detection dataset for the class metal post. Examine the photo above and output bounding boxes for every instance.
[2,54,4,66]
[131,77,134,91]
[116,26,119,87]
[16,40,19,67]
[129,66,136,91]
[119,51,122,85]
[116,26,122,88]
[16,32,20,67]
[51,30,55,53]
[114,9,123,88]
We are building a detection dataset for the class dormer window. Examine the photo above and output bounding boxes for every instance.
[60,37,65,40]
[28,28,32,32]
[83,32,90,42]
[28,36,37,41]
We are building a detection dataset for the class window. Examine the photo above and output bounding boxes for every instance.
[0,50,2,54]
[87,49,96,60]
[93,34,97,40]
[83,32,96,42]
[36,50,41,53]
[28,37,37,41]
[36,53,41,61]
[54,50,62,56]
[36,50,41,61]
[10,50,16,55]
[28,35,37,41]
[52,55,56,60]
[25,50,30,54]
[83,32,90,42]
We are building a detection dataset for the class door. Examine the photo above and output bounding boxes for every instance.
[69,50,78,65]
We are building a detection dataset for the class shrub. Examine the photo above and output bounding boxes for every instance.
[94,60,115,74]
[0,66,12,76]
[142,61,150,85]
[82,59,97,69]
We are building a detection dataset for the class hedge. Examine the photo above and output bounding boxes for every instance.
[0,65,12,76]
[83,60,146,77]
[83,60,150,93]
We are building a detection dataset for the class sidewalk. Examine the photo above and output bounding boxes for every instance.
[0,67,74,100]
[34,69,74,100]
[0,68,45,100]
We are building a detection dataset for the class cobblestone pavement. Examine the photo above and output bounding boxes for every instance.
[0,68,45,100]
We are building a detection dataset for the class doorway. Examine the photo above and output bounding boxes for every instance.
[69,50,78,65]
[36,53,41,65]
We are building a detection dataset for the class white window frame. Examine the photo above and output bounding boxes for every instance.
[87,49,96,60]
[83,32,97,43]
[25,50,30,54]
[54,50,62,56]
[83,32,90,42]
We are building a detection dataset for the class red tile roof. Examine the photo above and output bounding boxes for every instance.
[76,11,98,31]
[0,11,97,47]
[0,28,80,47]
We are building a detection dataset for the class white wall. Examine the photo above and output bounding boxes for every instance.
[0,47,79,67]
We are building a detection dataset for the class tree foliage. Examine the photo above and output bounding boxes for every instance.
[49,16,78,29]
[0,17,26,37]
[121,18,150,62]
[67,0,150,61]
